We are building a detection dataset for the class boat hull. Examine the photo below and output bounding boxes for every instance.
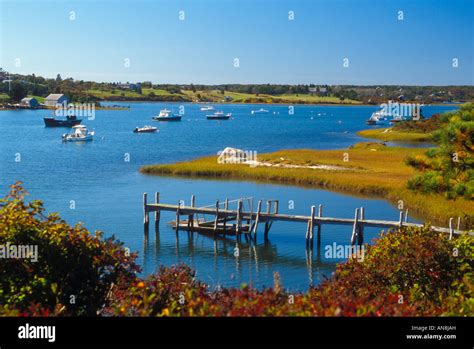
[152,116,182,121]
[44,118,82,127]
[63,135,94,142]
[206,116,230,120]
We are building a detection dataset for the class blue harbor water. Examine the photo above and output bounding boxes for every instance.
[0,103,457,290]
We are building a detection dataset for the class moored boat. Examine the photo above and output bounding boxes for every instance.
[206,111,231,120]
[200,106,215,111]
[365,111,387,125]
[133,125,158,133]
[251,108,269,115]
[152,109,182,121]
[44,115,82,127]
[62,125,94,142]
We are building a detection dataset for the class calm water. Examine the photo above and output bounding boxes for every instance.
[0,103,457,290]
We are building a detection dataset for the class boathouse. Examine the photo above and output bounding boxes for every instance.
[20,97,39,108]
[44,94,68,107]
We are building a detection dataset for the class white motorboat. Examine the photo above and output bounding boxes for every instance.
[62,125,94,142]
[152,109,182,121]
[200,106,215,111]
[366,111,386,125]
[206,111,231,120]
[251,108,269,115]
[133,125,158,133]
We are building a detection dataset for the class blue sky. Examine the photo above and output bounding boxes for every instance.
[0,0,473,85]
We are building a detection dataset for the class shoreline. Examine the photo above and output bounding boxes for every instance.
[140,143,473,229]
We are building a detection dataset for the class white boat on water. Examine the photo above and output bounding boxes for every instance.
[62,125,94,142]
[206,111,231,120]
[133,125,158,133]
[200,106,215,111]
[251,108,269,115]
[152,109,182,121]
[366,111,386,125]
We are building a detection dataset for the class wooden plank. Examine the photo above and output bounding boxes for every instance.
[145,202,472,236]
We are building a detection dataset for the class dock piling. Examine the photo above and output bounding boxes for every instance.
[350,208,359,246]
[143,193,149,234]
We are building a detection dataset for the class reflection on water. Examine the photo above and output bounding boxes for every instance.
[143,226,336,290]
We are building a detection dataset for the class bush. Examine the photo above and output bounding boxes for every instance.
[0,183,139,316]
[106,226,473,317]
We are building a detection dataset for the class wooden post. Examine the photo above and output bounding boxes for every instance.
[317,204,322,248]
[358,207,365,246]
[274,200,279,214]
[309,205,315,246]
[404,209,409,223]
[253,200,262,239]
[350,208,359,246]
[399,211,404,228]
[264,200,271,241]
[143,193,149,234]
[449,217,454,240]
[236,200,243,237]
[189,195,195,229]
[154,192,160,229]
[175,201,181,233]
[223,198,229,235]
[213,200,219,235]
[457,217,461,231]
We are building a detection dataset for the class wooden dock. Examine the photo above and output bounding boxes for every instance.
[143,192,472,246]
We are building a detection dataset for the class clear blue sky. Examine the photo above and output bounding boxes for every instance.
[0,0,473,85]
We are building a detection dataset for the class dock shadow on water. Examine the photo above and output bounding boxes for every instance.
[142,228,335,291]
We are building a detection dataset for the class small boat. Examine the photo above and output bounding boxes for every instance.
[365,111,386,125]
[62,125,94,142]
[206,111,231,120]
[200,106,215,111]
[44,115,82,127]
[152,109,182,121]
[251,108,269,115]
[133,125,158,133]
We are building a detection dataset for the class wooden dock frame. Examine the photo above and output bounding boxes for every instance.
[144,192,472,246]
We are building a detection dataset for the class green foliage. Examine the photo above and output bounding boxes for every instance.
[0,183,139,316]
[7,81,27,102]
[407,103,474,199]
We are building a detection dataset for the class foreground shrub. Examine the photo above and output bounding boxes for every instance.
[0,183,139,316]
[107,227,473,317]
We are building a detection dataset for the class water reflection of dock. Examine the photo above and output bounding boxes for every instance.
[143,230,334,287]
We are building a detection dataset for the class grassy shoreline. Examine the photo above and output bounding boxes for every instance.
[140,142,473,229]
[357,128,432,142]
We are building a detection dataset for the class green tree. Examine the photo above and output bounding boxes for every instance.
[407,103,474,199]
[8,81,27,102]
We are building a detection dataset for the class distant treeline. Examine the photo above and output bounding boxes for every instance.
[1,68,473,104]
